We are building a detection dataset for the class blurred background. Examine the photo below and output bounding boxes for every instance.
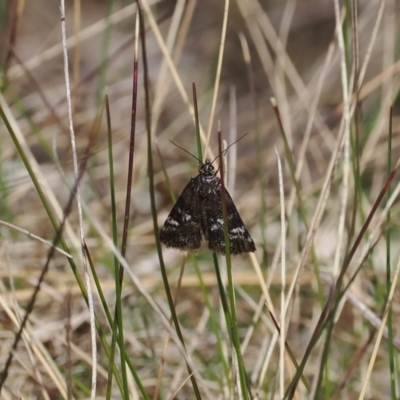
[1,0,400,398]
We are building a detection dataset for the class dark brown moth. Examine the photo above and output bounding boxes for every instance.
[159,159,256,255]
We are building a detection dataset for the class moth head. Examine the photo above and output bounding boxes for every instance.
[200,159,215,176]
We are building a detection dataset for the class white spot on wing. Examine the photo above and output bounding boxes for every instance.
[167,218,179,226]
[183,214,191,221]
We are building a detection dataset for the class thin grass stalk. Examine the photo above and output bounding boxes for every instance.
[137,1,202,397]
[385,107,396,399]
[60,2,98,396]
[273,0,294,143]
[96,0,114,106]
[346,100,364,252]
[119,7,139,285]
[212,253,232,330]
[345,0,361,257]
[227,87,236,193]
[332,0,352,275]
[192,82,203,162]
[312,302,335,399]
[217,131,250,400]
[71,0,81,114]
[104,93,119,398]
[275,148,286,398]
[66,287,73,400]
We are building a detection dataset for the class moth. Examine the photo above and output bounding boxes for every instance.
[159,157,256,255]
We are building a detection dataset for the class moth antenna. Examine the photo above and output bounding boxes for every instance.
[210,132,249,164]
[169,140,203,165]
[170,132,248,165]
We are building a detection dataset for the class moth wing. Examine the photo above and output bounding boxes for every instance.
[206,183,256,255]
[160,179,202,251]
